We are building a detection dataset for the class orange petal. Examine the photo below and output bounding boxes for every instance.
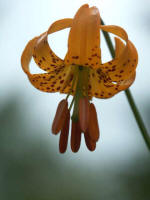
[71,121,81,153]
[100,25,138,81]
[79,97,90,132]
[104,40,137,82]
[88,68,119,99]
[115,37,126,58]
[21,18,73,81]
[65,4,101,67]
[88,103,99,142]
[21,36,40,75]
[59,109,70,153]
[84,133,96,151]
[27,64,77,94]
[88,67,136,99]
[48,18,72,34]
[33,32,64,73]
[33,18,73,73]
[52,99,68,134]
[100,25,128,41]
[117,72,136,91]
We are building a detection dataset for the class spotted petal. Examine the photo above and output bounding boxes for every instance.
[88,66,136,99]
[21,18,76,94]
[32,18,73,73]
[21,18,73,75]
[88,68,119,98]
[100,25,138,81]
[28,65,77,94]
[65,4,101,68]
[32,32,64,73]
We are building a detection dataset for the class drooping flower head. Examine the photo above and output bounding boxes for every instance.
[21,4,138,153]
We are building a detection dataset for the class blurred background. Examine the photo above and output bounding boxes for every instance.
[0,0,150,199]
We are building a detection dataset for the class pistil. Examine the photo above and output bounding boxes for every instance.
[71,65,89,122]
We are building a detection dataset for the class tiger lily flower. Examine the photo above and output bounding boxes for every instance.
[21,4,138,153]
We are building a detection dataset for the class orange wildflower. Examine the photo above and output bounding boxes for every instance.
[21,4,138,153]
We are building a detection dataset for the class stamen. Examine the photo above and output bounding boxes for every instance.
[71,121,81,153]
[71,66,89,122]
[52,99,68,134]
[79,97,90,133]
[87,103,100,142]
[84,133,96,151]
[66,69,77,100]
[59,109,70,153]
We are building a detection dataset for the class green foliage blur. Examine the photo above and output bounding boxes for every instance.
[0,95,150,200]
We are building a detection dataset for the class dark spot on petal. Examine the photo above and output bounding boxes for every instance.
[72,56,79,59]
[60,80,64,84]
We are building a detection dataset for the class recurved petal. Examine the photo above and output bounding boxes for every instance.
[65,4,101,67]
[100,25,138,82]
[21,36,40,75]
[71,121,81,153]
[22,18,72,76]
[33,18,73,73]
[88,68,119,99]
[117,72,136,91]
[59,109,70,153]
[100,25,128,41]
[115,37,126,58]
[33,32,64,73]
[27,65,77,94]
[52,99,68,134]
[88,67,136,99]
[48,18,72,34]
[106,40,137,82]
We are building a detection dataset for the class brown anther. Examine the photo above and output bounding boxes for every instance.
[79,97,90,133]
[87,103,100,142]
[59,109,70,153]
[52,99,68,134]
[84,133,96,151]
[71,121,81,153]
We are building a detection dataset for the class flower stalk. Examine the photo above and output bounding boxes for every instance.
[101,18,150,151]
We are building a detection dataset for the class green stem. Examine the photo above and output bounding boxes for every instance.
[69,97,75,111]
[125,90,150,150]
[101,18,150,151]
[71,66,83,122]
[71,66,89,122]
[66,68,78,100]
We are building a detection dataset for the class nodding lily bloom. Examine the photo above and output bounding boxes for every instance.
[21,4,138,153]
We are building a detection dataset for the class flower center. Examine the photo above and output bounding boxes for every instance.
[71,65,90,122]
